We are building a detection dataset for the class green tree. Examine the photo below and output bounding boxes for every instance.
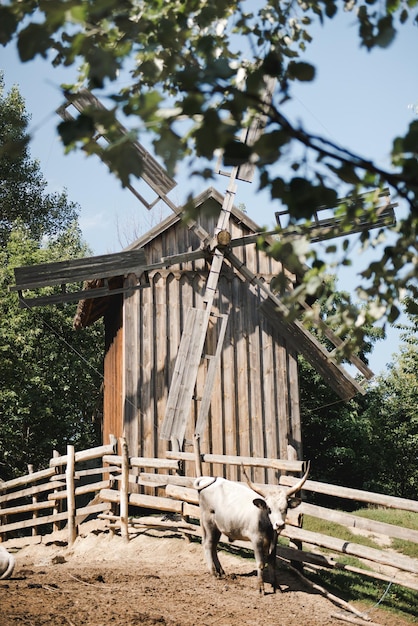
[361,313,418,499]
[0,224,103,480]
[300,300,418,501]
[299,282,378,492]
[0,79,103,479]
[1,1,417,353]
[0,73,78,246]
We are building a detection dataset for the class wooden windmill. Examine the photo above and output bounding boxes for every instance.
[10,87,397,475]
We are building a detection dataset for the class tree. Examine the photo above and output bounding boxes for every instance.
[0,79,103,479]
[361,312,418,499]
[0,72,79,247]
[298,283,380,495]
[0,223,104,480]
[300,301,418,501]
[0,1,417,353]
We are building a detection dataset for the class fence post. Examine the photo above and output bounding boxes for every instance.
[66,445,77,545]
[52,450,62,532]
[0,479,5,543]
[28,465,38,536]
[119,437,129,542]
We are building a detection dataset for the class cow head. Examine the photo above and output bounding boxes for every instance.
[242,463,310,532]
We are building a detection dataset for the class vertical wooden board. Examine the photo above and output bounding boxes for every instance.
[288,349,302,459]
[103,298,123,445]
[234,276,251,475]
[123,274,140,457]
[260,315,278,484]
[140,273,154,458]
[276,342,290,461]
[247,293,265,483]
[154,273,168,459]
[219,278,236,480]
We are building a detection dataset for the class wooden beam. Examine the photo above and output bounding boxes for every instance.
[226,249,366,400]
[11,248,147,292]
[57,90,177,200]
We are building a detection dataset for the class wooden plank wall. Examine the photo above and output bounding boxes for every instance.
[121,208,301,483]
[103,296,124,448]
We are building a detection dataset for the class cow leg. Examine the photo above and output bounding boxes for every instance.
[252,540,266,595]
[201,518,225,577]
[267,536,278,593]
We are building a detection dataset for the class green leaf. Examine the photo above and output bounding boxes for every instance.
[288,61,316,82]
[0,6,17,45]
[375,15,397,48]
[57,115,95,146]
[223,140,253,167]
[17,23,53,61]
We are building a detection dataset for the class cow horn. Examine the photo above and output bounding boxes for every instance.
[241,464,266,498]
[286,461,310,498]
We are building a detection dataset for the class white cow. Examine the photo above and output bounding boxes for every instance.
[194,464,309,594]
[0,546,15,580]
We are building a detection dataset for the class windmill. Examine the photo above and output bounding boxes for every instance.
[11,86,396,470]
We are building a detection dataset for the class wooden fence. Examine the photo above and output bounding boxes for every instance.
[1,438,417,593]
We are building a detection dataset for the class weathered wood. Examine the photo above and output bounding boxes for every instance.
[103,455,179,470]
[66,445,77,546]
[0,480,64,503]
[0,501,53,517]
[139,473,194,488]
[50,441,117,467]
[165,451,306,473]
[52,450,62,533]
[131,457,179,470]
[226,249,366,400]
[0,467,56,490]
[330,612,383,626]
[161,307,208,443]
[195,313,229,437]
[280,558,371,622]
[12,248,146,292]
[0,502,109,535]
[99,489,184,514]
[75,437,119,463]
[282,525,418,574]
[120,438,130,542]
[165,484,198,505]
[58,89,177,200]
[301,502,418,543]
[276,543,418,591]
[48,480,110,501]
[280,476,418,513]
[124,274,140,458]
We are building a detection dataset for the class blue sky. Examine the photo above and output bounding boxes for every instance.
[1,9,417,375]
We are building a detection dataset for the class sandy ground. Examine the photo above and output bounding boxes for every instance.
[0,520,415,626]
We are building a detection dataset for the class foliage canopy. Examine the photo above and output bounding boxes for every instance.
[0,80,103,478]
[1,1,417,353]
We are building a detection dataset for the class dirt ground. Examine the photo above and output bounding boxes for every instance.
[0,520,415,626]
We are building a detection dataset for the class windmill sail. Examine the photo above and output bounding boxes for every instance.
[57,90,177,209]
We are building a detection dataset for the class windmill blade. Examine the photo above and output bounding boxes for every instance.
[160,168,240,446]
[224,248,370,399]
[217,76,276,183]
[275,188,397,242]
[57,89,176,209]
[10,247,208,308]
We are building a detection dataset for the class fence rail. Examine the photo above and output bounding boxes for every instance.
[1,438,417,592]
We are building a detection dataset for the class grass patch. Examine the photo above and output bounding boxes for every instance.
[303,515,383,551]
[306,567,418,623]
[354,508,418,530]
[299,508,418,622]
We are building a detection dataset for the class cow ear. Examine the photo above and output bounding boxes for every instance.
[253,498,267,510]
[288,497,302,509]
